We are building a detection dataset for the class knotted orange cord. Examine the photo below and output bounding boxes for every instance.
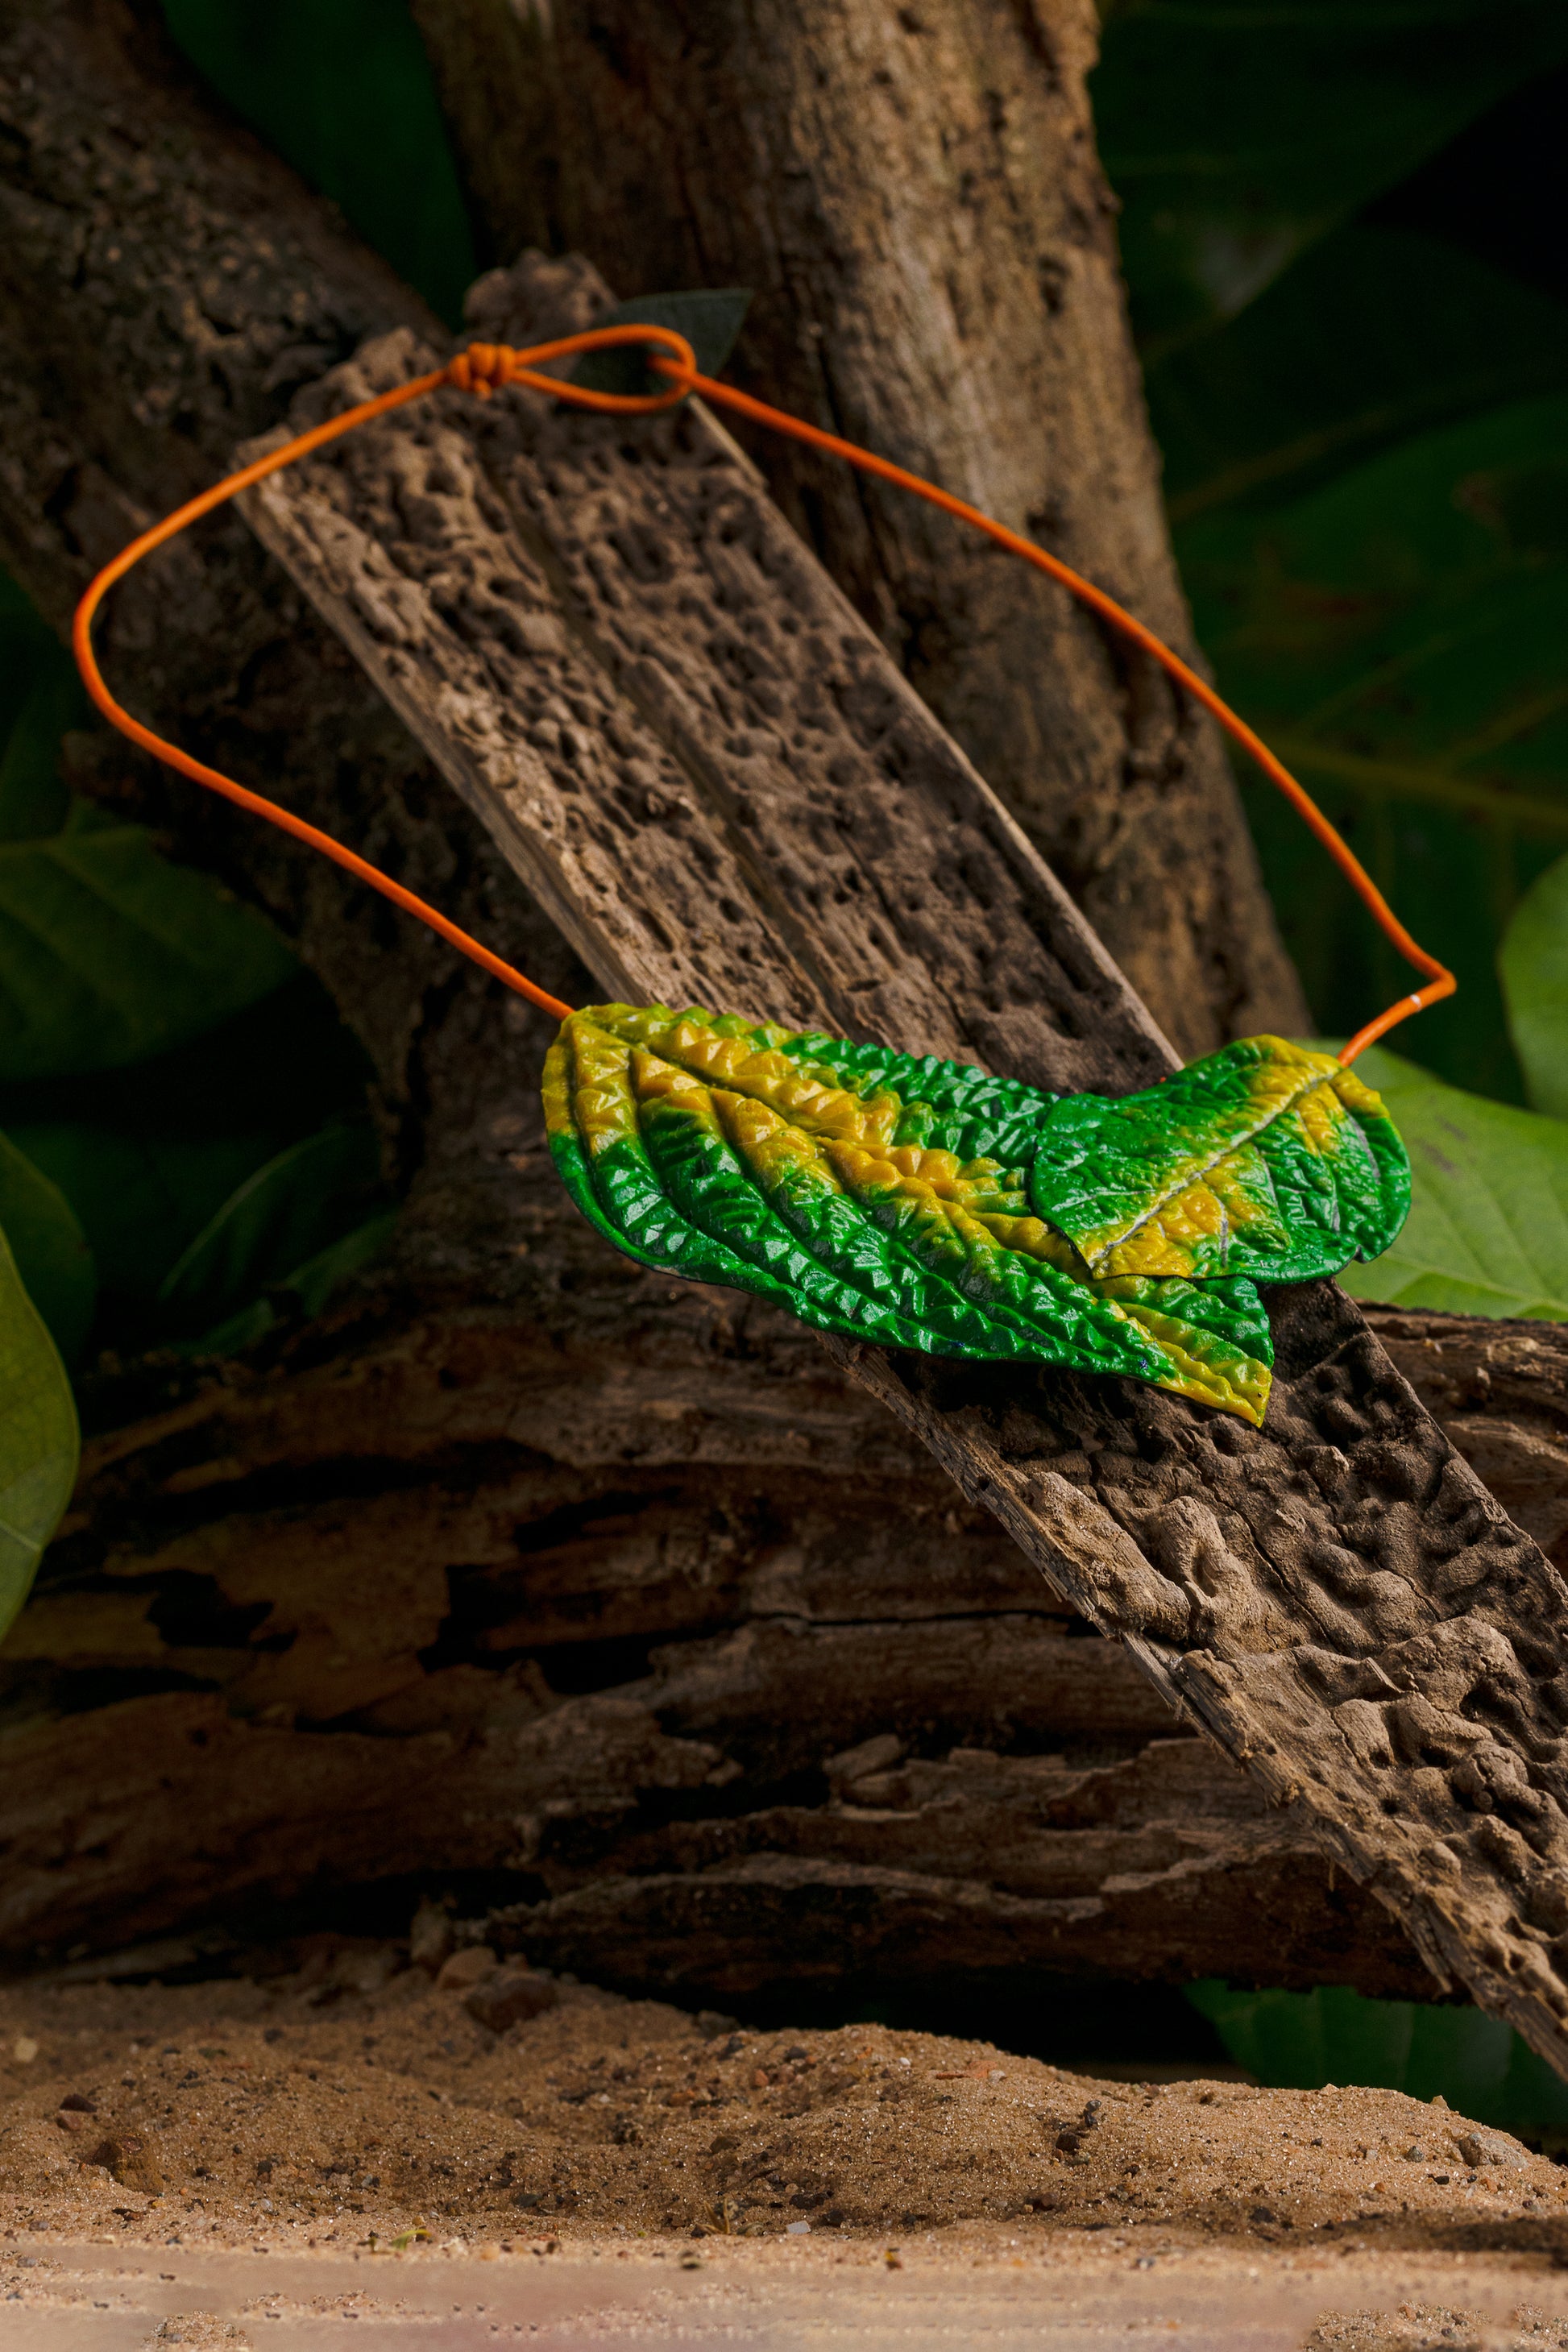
[72,321,1453,1065]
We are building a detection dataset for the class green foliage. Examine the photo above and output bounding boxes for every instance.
[156,1122,384,1334]
[159,0,476,326]
[1095,0,1568,355]
[0,562,393,1628]
[1176,378,1568,1105]
[0,1134,93,1367]
[1334,1045,1568,1320]
[0,1226,77,1645]
[1189,1981,1568,2139]
[189,1208,400,1359]
[1500,848,1568,1118]
[1098,23,1568,1105]
[570,291,755,398]
[0,574,81,840]
[1150,225,1568,527]
[0,800,298,1082]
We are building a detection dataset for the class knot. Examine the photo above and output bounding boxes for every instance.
[446,342,516,399]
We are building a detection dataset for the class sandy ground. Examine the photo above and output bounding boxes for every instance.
[8,1940,1568,2345]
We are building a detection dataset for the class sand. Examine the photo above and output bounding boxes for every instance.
[4,1933,1568,2275]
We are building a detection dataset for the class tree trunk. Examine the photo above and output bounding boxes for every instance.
[0,0,1563,2041]
[408,0,1309,1060]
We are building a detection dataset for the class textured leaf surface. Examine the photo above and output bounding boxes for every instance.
[0,800,297,1082]
[546,1010,1411,1425]
[0,1225,77,1643]
[1338,1047,1568,1320]
[0,1130,94,1363]
[1028,1036,1407,1285]
[1500,848,1568,1119]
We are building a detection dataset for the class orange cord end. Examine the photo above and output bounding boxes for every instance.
[70,319,1452,1067]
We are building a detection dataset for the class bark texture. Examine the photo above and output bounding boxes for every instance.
[9,1285,1563,2003]
[409,0,1309,1058]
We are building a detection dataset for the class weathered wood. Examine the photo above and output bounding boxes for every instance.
[409,0,1309,1058]
[236,254,1568,2070]
[7,1284,1559,1997]
[241,265,1171,1099]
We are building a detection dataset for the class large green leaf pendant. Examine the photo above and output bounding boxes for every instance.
[542,1006,1411,1429]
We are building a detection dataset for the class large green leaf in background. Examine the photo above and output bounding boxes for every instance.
[1335,1044,1568,1321]
[1093,0,1568,354]
[1189,1980,1568,2138]
[6,1120,290,1311]
[0,571,80,842]
[156,1120,386,1333]
[160,0,476,326]
[1500,848,1568,1119]
[0,800,298,1082]
[1150,225,1568,525]
[1176,392,1568,1102]
[0,1227,77,1644]
[0,1133,94,1365]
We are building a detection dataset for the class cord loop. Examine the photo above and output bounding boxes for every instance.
[71,319,1454,1060]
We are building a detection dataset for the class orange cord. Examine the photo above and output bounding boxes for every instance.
[73,321,1453,1066]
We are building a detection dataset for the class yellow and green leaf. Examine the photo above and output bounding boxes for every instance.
[545,1010,1411,1426]
[1027,1035,1409,1284]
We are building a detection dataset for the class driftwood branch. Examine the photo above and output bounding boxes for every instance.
[8,1285,1562,2006]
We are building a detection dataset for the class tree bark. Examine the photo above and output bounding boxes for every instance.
[408,0,1309,1060]
[8,1281,1563,2004]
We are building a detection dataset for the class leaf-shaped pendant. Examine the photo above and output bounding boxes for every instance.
[1027,1035,1409,1284]
[543,1009,1410,1429]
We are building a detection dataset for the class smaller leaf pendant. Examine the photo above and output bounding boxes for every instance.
[543,1007,1410,1427]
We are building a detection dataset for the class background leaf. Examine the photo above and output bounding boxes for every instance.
[0,572,82,841]
[0,1226,78,1644]
[1177,393,1568,1101]
[0,1132,94,1365]
[1150,225,1568,527]
[0,800,299,1082]
[570,290,754,398]
[1188,1979,1568,2138]
[1499,848,1568,1118]
[8,1122,288,1310]
[1093,0,1568,354]
[184,1206,400,1359]
[1335,1044,1568,1319]
[156,1122,387,1333]
[0,907,380,1351]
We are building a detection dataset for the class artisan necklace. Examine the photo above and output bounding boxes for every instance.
[73,324,1450,1430]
